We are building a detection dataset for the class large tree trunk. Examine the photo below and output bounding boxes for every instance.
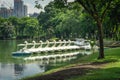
[96,20,104,59]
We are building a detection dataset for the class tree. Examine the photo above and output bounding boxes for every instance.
[37,2,62,39]
[53,0,115,59]
[75,0,120,59]
[109,1,120,40]
[55,10,82,39]
[0,21,15,39]
[37,0,119,59]
[37,1,84,39]
[24,18,39,39]
[8,17,20,36]
[35,0,119,59]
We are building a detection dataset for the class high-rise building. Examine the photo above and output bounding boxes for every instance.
[29,13,39,18]
[14,0,24,17]
[23,5,28,16]
[0,0,27,18]
[0,7,10,18]
[13,0,28,18]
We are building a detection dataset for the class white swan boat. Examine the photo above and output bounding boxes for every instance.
[74,38,91,50]
[12,49,31,56]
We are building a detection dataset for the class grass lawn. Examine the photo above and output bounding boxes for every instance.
[22,47,120,80]
[68,47,120,80]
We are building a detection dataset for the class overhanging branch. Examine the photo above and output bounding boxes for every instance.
[101,1,112,22]
[76,0,94,17]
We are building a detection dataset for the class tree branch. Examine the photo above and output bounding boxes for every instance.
[76,0,94,17]
[101,1,112,22]
[90,1,99,20]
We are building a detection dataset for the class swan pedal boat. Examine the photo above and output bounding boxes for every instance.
[12,50,31,56]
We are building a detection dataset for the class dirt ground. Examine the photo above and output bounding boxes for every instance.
[25,42,120,80]
[27,62,106,80]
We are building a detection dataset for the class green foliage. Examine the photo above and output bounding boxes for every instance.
[36,0,120,41]
[0,0,120,41]
[37,1,97,39]
[0,21,15,39]
[0,17,41,39]
[24,18,39,38]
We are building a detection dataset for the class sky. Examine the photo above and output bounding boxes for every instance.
[0,0,74,14]
[23,0,52,14]
[0,0,52,14]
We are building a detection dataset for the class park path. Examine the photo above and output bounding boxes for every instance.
[27,62,107,80]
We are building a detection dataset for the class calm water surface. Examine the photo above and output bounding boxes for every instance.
[0,40,90,80]
[0,40,45,80]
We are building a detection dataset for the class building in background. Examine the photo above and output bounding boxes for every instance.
[14,0,27,17]
[0,0,28,18]
[14,0,23,17]
[23,5,27,16]
[29,12,39,18]
[0,7,9,18]
[0,4,13,18]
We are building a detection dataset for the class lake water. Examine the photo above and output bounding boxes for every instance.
[0,40,85,80]
[0,40,47,80]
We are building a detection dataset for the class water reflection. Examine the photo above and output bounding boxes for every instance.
[0,52,80,80]
[0,40,92,80]
[27,55,77,65]
[14,64,25,75]
[0,62,45,80]
[0,63,15,80]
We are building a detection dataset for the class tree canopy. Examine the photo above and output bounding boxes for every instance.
[0,0,119,59]
[35,0,120,59]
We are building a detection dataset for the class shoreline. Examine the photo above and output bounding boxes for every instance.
[22,47,120,80]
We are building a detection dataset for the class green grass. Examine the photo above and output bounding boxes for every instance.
[67,47,120,80]
[68,62,120,80]
[22,47,120,80]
